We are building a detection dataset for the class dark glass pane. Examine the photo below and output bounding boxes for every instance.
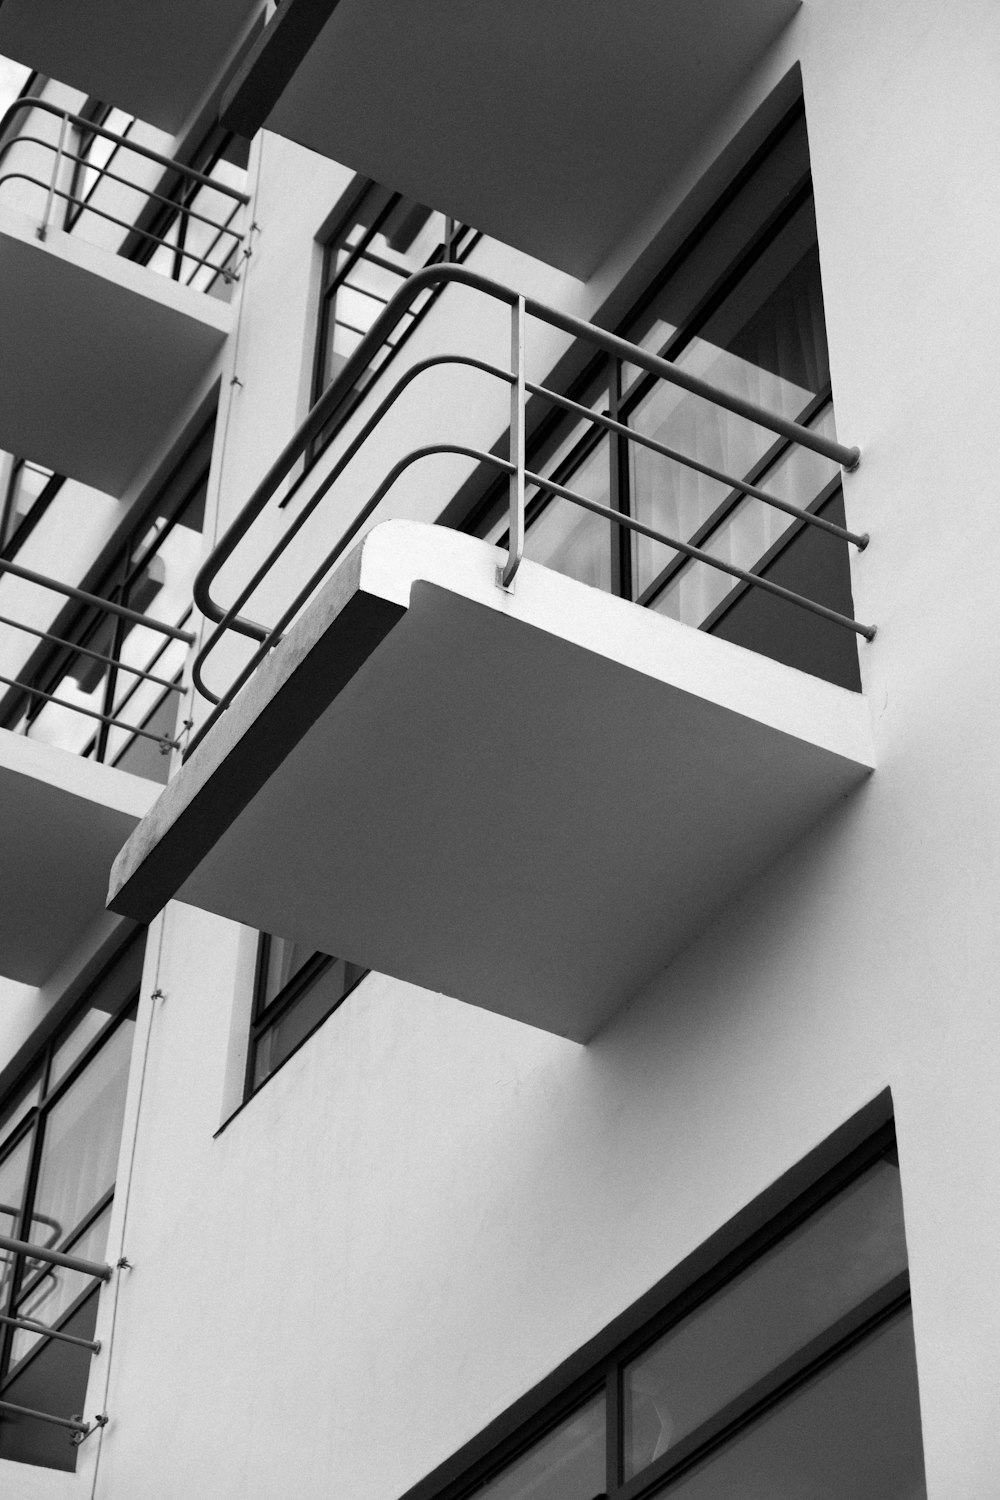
[48,940,143,1092]
[251,958,364,1089]
[652,1308,925,1500]
[31,1017,134,1249]
[629,200,837,604]
[0,1133,32,1301]
[258,935,318,1011]
[524,438,613,591]
[0,1286,100,1472]
[624,1160,907,1478]
[473,1394,605,1500]
[13,1202,113,1366]
[0,1071,41,1152]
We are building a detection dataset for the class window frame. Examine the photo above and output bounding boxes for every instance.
[0,931,144,1458]
[307,181,482,471]
[396,1097,909,1500]
[244,934,368,1101]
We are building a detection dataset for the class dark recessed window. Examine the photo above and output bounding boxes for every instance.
[246,933,367,1096]
[310,184,480,461]
[403,1126,925,1500]
[0,933,145,1472]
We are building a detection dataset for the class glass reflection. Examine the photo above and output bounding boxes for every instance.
[624,1160,907,1478]
[473,1394,605,1500]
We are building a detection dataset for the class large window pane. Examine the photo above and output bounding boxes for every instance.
[630,202,830,603]
[651,1309,925,1500]
[472,1394,606,1500]
[251,957,365,1091]
[524,438,613,592]
[624,1159,907,1478]
[30,1016,134,1251]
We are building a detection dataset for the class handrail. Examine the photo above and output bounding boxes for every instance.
[0,97,249,276]
[0,1231,112,1282]
[194,262,861,635]
[0,554,193,754]
[188,262,869,744]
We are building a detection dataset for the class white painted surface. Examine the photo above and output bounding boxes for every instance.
[0,0,998,1496]
[110,522,873,1038]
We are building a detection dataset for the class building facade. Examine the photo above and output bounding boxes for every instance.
[0,1,996,1495]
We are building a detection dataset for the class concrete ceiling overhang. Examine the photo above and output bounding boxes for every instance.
[0,0,261,135]
[221,0,800,278]
[109,521,874,1042]
[0,730,157,985]
[0,205,230,497]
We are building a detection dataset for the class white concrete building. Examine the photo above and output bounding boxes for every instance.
[0,1,994,1495]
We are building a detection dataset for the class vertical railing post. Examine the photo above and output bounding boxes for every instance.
[497,294,526,591]
[37,110,68,242]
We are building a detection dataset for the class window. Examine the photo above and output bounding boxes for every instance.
[246,934,367,1096]
[1,419,214,779]
[0,934,144,1471]
[310,183,480,460]
[476,106,859,692]
[404,1122,925,1500]
[0,458,62,557]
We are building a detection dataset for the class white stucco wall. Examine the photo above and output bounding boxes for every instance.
[2,0,998,1496]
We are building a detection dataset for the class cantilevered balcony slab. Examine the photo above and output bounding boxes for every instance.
[0,730,157,985]
[0,0,261,134]
[0,205,230,497]
[221,0,799,278]
[109,521,874,1042]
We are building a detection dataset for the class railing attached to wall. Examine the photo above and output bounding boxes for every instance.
[0,1230,111,1441]
[188,264,871,753]
[0,98,250,283]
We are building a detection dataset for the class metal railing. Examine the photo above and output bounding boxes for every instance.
[0,1230,111,1441]
[188,264,871,752]
[0,98,249,280]
[0,554,195,756]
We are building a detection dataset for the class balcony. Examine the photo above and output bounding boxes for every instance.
[107,267,874,1040]
[0,0,261,134]
[0,100,242,495]
[220,0,800,276]
[0,554,191,984]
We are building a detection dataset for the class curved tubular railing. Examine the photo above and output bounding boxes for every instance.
[0,97,249,276]
[189,263,868,745]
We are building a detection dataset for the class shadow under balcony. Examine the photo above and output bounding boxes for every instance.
[108,520,873,1041]
[221,0,800,277]
[0,0,261,134]
[0,100,242,496]
[0,729,157,984]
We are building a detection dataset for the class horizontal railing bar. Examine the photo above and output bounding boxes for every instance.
[522,378,869,549]
[0,1397,90,1435]
[0,671,182,749]
[0,136,246,242]
[186,429,872,755]
[357,443,876,640]
[0,97,250,204]
[0,610,185,691]
[0,175,241,278]
[194,263,860,630]
[0,1311,100,1353]
[0,1232,112,1282]
[0,555,195,641]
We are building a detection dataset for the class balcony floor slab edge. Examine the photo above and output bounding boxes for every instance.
[0,730,159,985]
[109,521,874,1041]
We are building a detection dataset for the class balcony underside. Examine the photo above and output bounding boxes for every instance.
[221,0,800,278]
[0,206,229,497]
[0,730,157,985]
[109,522,873,1041]
[0,0,259,133]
